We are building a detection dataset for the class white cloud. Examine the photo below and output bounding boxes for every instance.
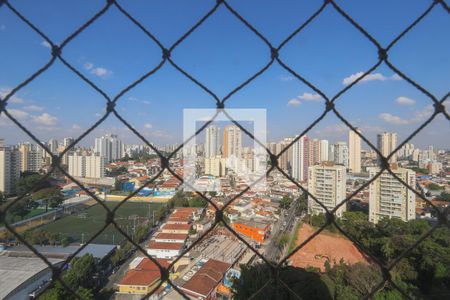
[298,92,322,101]
[72,124,81,130]
[40,41,51,48]
[342,72,402,86]
[379,104,438,126]
[83,62,112,78]
[144,123,153,129]
[8,108,29,120]
[287,92,322,107]
[24,105,44,111]
[379,113,410,125]
[395,96,415,106]
[32,113,58,126]
[287,98,301,107]
[0,88,24,104]
[128,97,150,105]
[90,67,112,78]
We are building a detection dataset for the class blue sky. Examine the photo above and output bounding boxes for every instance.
[0,0,449,149]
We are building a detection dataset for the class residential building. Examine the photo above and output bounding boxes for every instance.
[204,156,226,177]
[205,125,219,158]
[368,165,415,224]
[153,233,188,244]
[292,135,309,182]
[48,139,59,154]
[160,223,191,234]
[179,259,231,300]
[18,143,43,173]
[334,141,348,169]
[348,128,361,173]
[319,139,329,162]
[146,241,184,259]
[0,142,20,195]
[94,134,124,163]
[68,152,105,179]
[309,138,321,166]
[307,162,347,218]
[377,132,397,163]
[223,125,242,159]
[117,257,169,296]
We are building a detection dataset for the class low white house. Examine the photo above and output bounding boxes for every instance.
[146,241,184,259]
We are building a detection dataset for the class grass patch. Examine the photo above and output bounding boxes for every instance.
[289,222,302,253]
[34,202,163,244]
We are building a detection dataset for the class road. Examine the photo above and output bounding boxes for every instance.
[264,197,301,263]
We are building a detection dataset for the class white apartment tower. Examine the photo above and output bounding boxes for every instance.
[377,132,397,163]
[223,125,242,159]
[94,134,124,163]
[368,165,415,224]
[18,143,43,173]
[319,139,329,162]
[307,162,347,218]
[334,141,349,168]
[48,139,59,154]
[68,153,105,179]
[204,125,219,158]
[348,128,361,173]
[0,142,21,195]
[292,135,309,182]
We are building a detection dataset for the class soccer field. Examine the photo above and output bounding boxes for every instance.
[36,202,164,245]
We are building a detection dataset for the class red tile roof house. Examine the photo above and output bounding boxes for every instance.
[160,223,191,234]
[116,258,169,297]
[152,232,188,244]
[178,259,231,300]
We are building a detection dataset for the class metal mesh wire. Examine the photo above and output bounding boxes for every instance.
[0,0,449,299]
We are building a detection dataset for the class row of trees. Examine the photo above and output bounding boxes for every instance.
[7,174,64,222]
[235,212,450,299]
[40,254,98,300]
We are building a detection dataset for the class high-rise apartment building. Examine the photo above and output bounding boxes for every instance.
[309,139,321,166]
[319,139,329,162]
[94,134,124,163]
[307,162,347,218]
[0,141,21,195]
[368,165,415,224]
[292,135,309,182]
[277,137,294,173]
[377,132,397,163]
[48,139,59,154]
[204,125,219,158]
[68,152,105,179]
[223,125,242,159]
[348,128,361,173]
[18,143,43,173]
[334,141,349,168]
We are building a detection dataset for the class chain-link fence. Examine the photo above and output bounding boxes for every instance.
[0,0,449,299]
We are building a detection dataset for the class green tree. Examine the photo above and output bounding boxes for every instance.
[32,186,64,212]
[427,183,443,191]
[188,196,208,207]
[280,196,293,209]
[8,197,30,220]
[16,174,50,195]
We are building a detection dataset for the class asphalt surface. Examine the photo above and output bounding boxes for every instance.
[264,198,301,263]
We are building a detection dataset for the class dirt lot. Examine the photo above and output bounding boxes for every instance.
[290,224,370,272]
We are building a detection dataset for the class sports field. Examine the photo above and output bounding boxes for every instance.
[35,202,164,245]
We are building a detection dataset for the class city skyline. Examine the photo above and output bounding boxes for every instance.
[0,0,448,147]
